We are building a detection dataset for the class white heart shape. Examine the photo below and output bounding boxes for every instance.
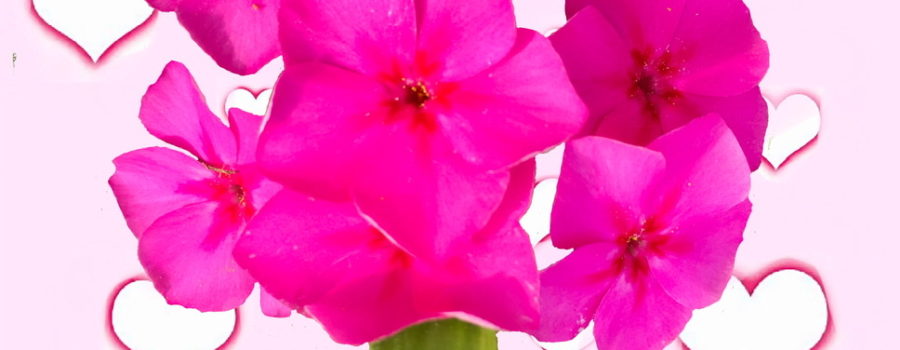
[762,94,821,169]
[224,88,273,117]
[680,270,829,350]
[33,0,154,62]
[512,0,567,35]
[111,280,237,350]
[535,144,566,182]
[521,178,558,246]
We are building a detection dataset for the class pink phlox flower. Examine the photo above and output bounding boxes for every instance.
[534,115,752,350]
[258,0,588,261]
[109,61,284,313]
[551,0,769,169]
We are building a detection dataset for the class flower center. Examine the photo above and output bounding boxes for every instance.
[634,74,657,97]
[403,81,432,108]
[628,49,683,119]
[203,163,254,218]
[625,233,645,257]
[229,183,247,205]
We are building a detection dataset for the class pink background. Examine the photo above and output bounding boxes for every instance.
[1,0,898,348]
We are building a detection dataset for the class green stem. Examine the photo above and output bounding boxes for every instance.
[370,318,498,350]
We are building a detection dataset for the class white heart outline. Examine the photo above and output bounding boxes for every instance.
[762,93,822,170]
[680,267,830,350]
[32,0,156,63]
[224,88,273,118]
[108,278,240,350]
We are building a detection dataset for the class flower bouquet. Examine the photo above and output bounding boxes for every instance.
[108,0,768,349]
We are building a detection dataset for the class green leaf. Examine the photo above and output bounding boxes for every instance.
[370,318,498,350]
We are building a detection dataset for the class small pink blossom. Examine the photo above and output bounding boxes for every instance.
[109,61,282,311]
[551,0,769,169]
[258,0,587,261]
[147,0,281,75]
[533,115,752,350]
[234,161,540,344]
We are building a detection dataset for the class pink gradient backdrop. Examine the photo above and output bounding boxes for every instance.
[1,0,897,348]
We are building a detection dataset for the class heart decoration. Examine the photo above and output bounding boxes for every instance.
[32,0,155,62]
[521,178,559,246]
[512,0,567,35]
[680,269,829,350]
[224,88,273,117]
[762,94,822,169]
[535,144,566,182]
[110,280,238,350]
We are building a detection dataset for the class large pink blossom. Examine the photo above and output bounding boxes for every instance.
[551,0,769,169]
[109,61,282,312]
[258,0,587,261]
[147,0,281,75]
[533,115,751,350]
[234,161,540,344]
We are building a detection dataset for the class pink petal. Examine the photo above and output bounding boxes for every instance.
[140,62,236,167]
[417,222,540,332]
[174,0,281,75]
[257,62,387,200]
[549,7,632,134]
[648,201,751,309]
[478,159,536,235]
[394,161,538,332]
[306,267,430,345]
[533,242,621,342]
[225,108,283,210]
[670,0,769,96]
[592,277,692,350]
[647,115,751,223]
[147,0,180,12]
[415,0,516,80]
[566,1,687,49]
[245,172,282,218]
[227,108,263,166]
[551,137,665,249]
[138,202,254,311]
[676,88,768,170]
[442,29,588,170]
[352,125,510,260]
[591,95,667,146]
[260,287,292,318]
[279,0,415,76]
[109,147,214,237]
[234,190,435,344]
[233,190,376,308]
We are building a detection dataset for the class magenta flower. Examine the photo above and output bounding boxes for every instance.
[551,0,769,169]
[233,161,540,345]
[109,61,282,311]
[147,0,281,75]
[258,0,587,260]
[533,115,752,350]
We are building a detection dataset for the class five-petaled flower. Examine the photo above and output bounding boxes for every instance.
[258,0,588,261]
[234,161,540,344]
[534,115,752,350]
[551,0,769,169]
[147,0,282,75]
[109,61,284,312]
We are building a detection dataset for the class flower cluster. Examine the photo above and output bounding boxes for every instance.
[110,0,767,349]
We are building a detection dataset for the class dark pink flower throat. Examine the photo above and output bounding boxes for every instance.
[403,80,432,108]
[628,49,684,118]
